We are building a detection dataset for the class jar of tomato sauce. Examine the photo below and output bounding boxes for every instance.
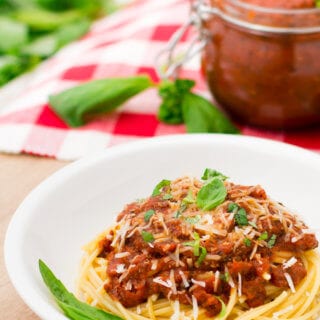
[200,0,320,129]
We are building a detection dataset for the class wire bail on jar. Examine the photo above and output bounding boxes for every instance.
[155,0,214,81]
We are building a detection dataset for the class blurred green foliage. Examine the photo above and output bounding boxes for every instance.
[0,0,116,87]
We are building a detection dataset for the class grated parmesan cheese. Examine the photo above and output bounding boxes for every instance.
[238,273,242,297]
[283,257,297,269]
[214,271,220,292]
[191,279,206,288]
[179,270,190,288]
[151,259,158,271]
[170,269,177,295]
[192,295,199,320]
[153,277,173,288]
[116,264,126,274]
[284,272,296,293]
[114,252,130,258]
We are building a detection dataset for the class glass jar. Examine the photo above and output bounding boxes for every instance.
[201,0,320,129]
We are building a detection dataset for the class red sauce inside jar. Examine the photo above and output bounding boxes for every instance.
[202,0,320,129]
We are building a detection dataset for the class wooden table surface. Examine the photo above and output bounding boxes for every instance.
[0,153,68,319]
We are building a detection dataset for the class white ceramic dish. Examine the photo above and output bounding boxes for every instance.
[4,134,320,320]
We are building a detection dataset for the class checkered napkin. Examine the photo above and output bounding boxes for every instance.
[0,0,319,160]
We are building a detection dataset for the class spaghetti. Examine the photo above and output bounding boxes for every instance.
[77,172,320,320]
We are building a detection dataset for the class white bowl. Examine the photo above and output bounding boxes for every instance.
[4,134,320,320]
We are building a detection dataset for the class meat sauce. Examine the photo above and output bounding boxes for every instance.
[99,177,318,317]
[202,0,320,129]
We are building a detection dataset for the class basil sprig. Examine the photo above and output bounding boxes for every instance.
[39,260,123,320]
[49,76,239,133]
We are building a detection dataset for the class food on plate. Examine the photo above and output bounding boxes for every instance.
[76,169,320,320]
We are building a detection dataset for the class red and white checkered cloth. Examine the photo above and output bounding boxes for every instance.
[0,0,319,160]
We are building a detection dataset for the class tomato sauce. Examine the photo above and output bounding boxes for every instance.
[202,0,320,129]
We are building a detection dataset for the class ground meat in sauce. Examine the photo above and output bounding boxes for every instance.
[101,177,318,317]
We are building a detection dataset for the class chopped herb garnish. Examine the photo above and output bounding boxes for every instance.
[185,215,201,225]
[258,231,268,241]
[185,233,207,265]
[163,193,173,200]
[196,178,227,211]
[267,234,277,248]
[141,230,154,243]
[152,179,171,196]
[197,246,207,265]
[243,238,252,247]
[201,168,228,182]
[248,221,258,229]
[215,296,227,319]
[180,203,188,213]
[227,202,238,213]
[173,203,187,218]
[234,208,248,226]
[173,211,181,218]
[184,232,201,256]
[220,272,229,282]
[144,209,155,222]
[182,189,195,204]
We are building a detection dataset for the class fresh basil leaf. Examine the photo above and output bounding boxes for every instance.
[182,189,195,204]
[14,8,82,31]
[144,209,155,222]
[234,208,248,226]
[227,202,238,213]
[22,34,58,57]
[258,231,268,241]
[158,79,195,124]
[39,260,123,320]
[49,76,152,127]
[215,296,227,319]
[248,221,258,229]
[196,178,227,211]
[201,168,228,182]
[219,272,229,282]
[182,92,239,134]
[185,215,200,225]
[152,179,171,196]
[243,238,251,247]
[0,17,28,52]
[141,230,154,243]
[197,246,207,265]
[267,234,277,248]
[55,18,90,48]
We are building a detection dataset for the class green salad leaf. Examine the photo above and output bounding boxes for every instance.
[39,260,123,320]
